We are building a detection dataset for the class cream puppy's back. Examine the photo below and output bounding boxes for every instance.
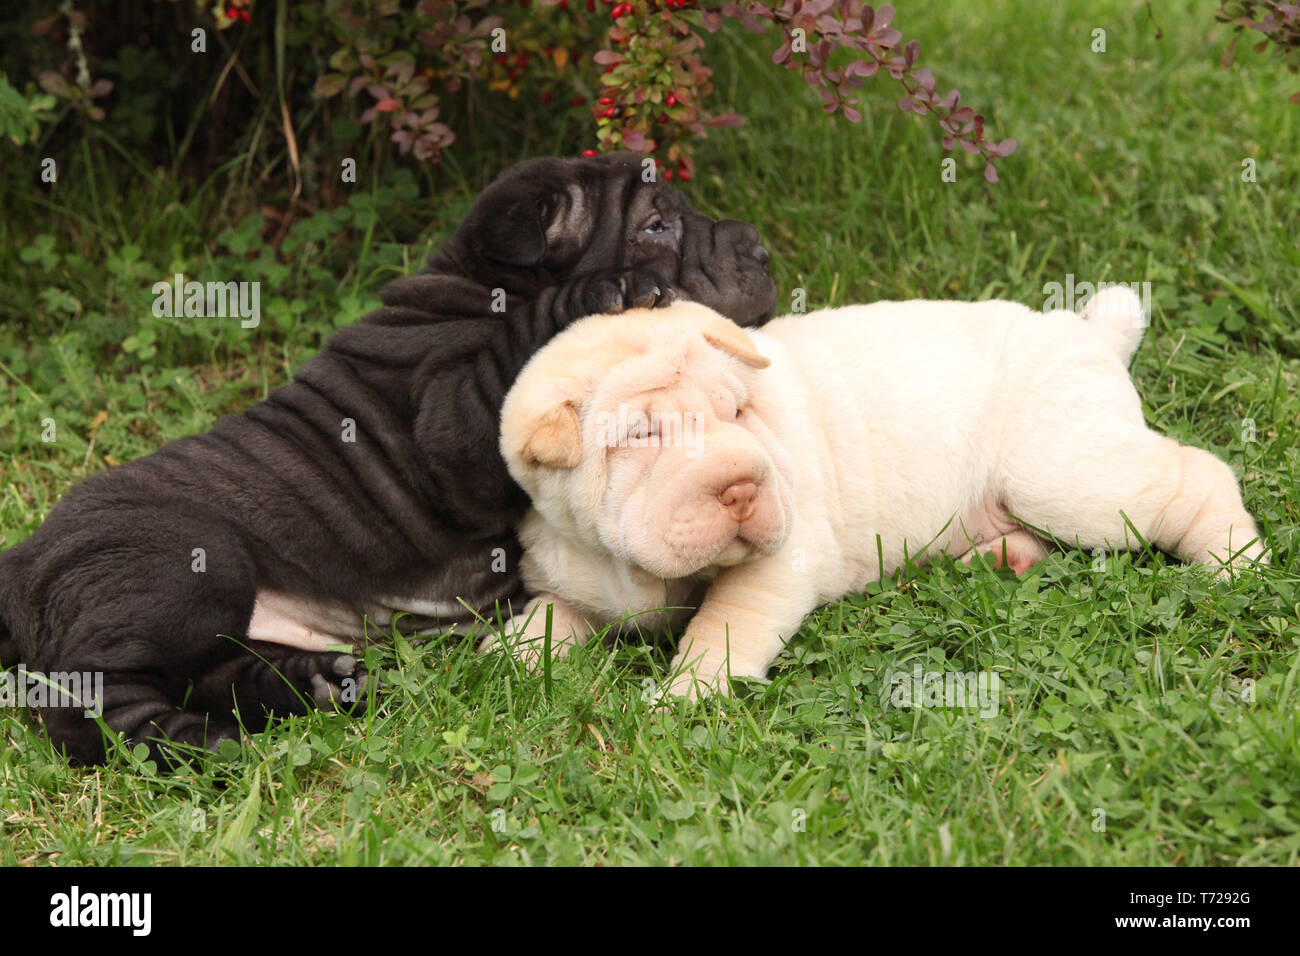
[745,299,1145,596]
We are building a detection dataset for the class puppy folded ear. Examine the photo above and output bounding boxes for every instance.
[701,317,770,369]
[476,195,549,267]
[519,401,582,469]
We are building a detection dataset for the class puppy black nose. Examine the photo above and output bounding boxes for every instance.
[751,244,769,269]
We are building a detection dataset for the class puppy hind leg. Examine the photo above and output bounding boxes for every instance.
[1002,428,1264,573]
[1156,444,1266,570]
[32,517,265,764]
[38,674,241,767]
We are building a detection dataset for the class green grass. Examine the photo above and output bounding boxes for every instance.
[2,0,1298,865]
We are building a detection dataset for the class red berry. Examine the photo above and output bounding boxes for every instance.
[605,64,618,73]
[663,169,674,181]
[677,168,691,182]
[598,96,614,105]
[666,92,679,107]
[582,148,599,157]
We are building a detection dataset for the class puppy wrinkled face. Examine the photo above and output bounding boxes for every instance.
[447,153,776,326]
[566,324,792,580]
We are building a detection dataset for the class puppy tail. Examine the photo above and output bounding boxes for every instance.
[1080,284,1147,364]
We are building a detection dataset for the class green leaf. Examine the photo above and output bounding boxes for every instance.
[220,766,263,856]
[659,798,695,821]
[314,73,349,98]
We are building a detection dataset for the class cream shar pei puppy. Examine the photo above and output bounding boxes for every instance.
[482,289,1266,697]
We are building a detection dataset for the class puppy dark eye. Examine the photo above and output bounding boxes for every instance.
[642,218,667,235]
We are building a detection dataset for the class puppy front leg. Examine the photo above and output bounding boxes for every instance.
[665,558,817,700]
[477,593,594,672]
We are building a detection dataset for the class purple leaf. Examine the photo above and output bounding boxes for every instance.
[703,112,746,128]
[38,71,73,97]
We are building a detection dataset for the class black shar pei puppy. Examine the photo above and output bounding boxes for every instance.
[0,152,776,765]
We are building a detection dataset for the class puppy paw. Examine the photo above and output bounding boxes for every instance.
[577,268,674,316]
[1208,546,1269,583]
[477,629,573,674]
[661,652,733,701]
[958,530,1048,574]
[308,655,373,712]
